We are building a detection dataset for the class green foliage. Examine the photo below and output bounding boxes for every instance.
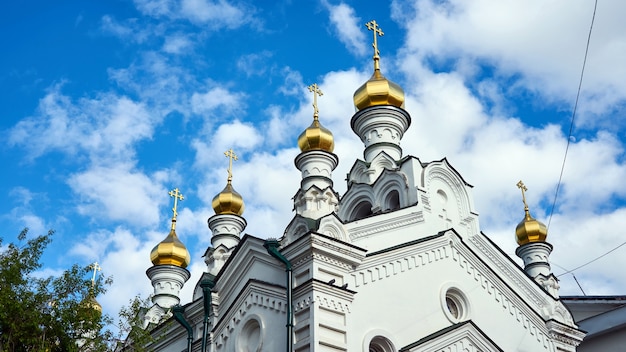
[0,228,113,351]
[114,296,161,351]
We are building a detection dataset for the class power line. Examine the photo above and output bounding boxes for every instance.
[547,0,598,230]
[556,240,626,277]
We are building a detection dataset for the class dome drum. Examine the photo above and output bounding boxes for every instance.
[146,264,191,309]
[294,150,339,190]
[351,106,411,162]
[515,241,553,278]
[208,213,247,247]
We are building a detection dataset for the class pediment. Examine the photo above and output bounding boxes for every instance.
[283,215,318,246]
[400,320,503,352]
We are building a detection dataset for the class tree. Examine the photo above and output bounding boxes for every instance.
[114,296,163,352]
[0,228,113,351]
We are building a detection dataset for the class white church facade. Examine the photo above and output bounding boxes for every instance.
[127,20,587,352]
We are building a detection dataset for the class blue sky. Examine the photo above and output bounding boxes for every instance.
[2,0,626,322]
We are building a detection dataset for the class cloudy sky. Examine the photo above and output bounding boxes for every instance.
[2,0,625,325]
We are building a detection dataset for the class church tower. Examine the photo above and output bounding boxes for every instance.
[515,181,560,297]
[351,20,409,164]
[205,149,247,275]
[293,83,340,220]
[144,188,191,327]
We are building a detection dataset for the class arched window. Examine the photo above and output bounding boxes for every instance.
[384,190,400,211]
[351,200,373,221]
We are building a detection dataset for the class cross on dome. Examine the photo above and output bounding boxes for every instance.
[90,261,101,287]
[308,83,323,120]
[366,20,384,70]
[516,180,529,210]
[224,148,238,182]
[168,188,184,230]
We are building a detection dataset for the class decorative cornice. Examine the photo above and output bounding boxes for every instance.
[546,320,585,347]
[348,210,424,241]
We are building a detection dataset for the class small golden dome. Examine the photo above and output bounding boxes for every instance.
[150,228,191,268]
[353,69,405,111]
[79,290,103,318]
[86,296,102,315]
[212,181,245,215]
[297,118,334,152]
[515,208,548,245]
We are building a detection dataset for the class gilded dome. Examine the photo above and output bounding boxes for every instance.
[297,118,334,152]
[515,208,548,245]
[212,181,245,216]
[79,294,103,319]
[150,228,191,268]
[85,295,102,315]
[353,69,405,111]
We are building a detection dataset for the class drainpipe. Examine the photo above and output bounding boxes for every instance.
[264,239,293,352]
[201,276,216,352]
[173,304,193,352]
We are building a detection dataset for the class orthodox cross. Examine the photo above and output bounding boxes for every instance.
[308,83,323,120]
[224,148,238,182]
[366,20,384,69]
[90,262,101,287]
[168,188,184,230]
[516,180,529,209]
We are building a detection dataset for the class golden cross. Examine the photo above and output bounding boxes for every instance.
[90,262,101,287]
[366,20,384,67]
[308,83,323,120]
[224,148,238,182]
[516,180,529,209]
[169,188,184,220]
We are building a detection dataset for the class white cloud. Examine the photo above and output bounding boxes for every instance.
[100,15,152,44]
[162,34,194,54]
[133,0,254,30]
[8,85,156,165]
[190,86,246,116]
[237,51,273,77]
[68,164,171,228]
[181,0,250,28]
[397,0,626,124]
[322,1,367,56]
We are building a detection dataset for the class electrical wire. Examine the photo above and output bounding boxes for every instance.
[547,0,598,230]
[556,240,626,277]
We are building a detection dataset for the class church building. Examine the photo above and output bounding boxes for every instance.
[130,20,586,352]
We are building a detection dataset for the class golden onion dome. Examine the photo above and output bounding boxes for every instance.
[150,228,191,268]
[86,296,102,315]
[212,181,245,216]
[353,68,405,111]
[79,290,103,318]
[297,117,334,152]
[515,207,548,245]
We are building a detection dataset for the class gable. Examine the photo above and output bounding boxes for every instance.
[400,320,503,352]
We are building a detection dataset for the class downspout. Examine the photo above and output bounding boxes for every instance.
[200,276,216,352]
[264,239,293,352]
[172,304,193,352]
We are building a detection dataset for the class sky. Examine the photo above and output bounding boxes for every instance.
[2,0,626,328]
